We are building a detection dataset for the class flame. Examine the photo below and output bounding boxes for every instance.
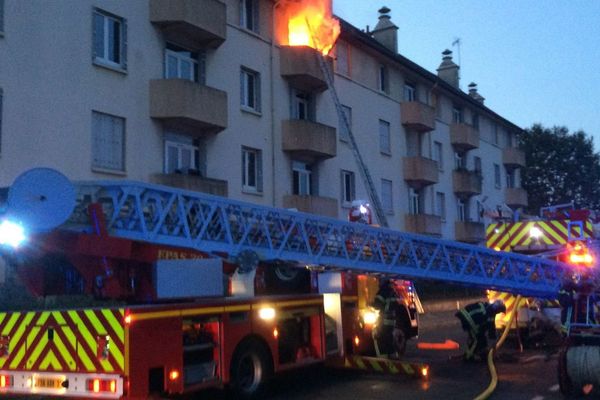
[284,0,340,56]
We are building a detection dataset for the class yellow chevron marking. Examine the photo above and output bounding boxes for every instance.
[0,313,5,327]
[51,311,67,325]
[510,222,531,247]
[3,312,34,369]
[401,363,414,374]
[26,326,48,369]
[2,313,22,336]
[84,310,107,336]
[52,332,76,371]
[125,325,130,376]
[368,359,383,372]
[495,233,511,251]
[384,360,399,374]
[34,312,51,327]
[66,311,96,372]
[549,221,569,240]
[102,309,125,340]
[541,221,566,244]
[39,349,62,371]
[354,356,366,369]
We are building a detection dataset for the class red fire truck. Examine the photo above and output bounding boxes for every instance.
[0,169,423,399]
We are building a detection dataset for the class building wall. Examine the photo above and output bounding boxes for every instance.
[0,0,525,243]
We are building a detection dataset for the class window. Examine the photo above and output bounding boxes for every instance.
[291,88,314,121]
[472,113,479,129]
[242,147,263,193]
[92,111,125,172]
[292,161,312,195]
[240,0,259,33]
[379,119,391,154]
[0,0,4,34]
[339,105,352,142]
[454,152,465,169]
[164,139,199,175]
[0,88,3,155]
[241,67,261,112]
[378,64,388,93]
[452,106,463,124]
[457,199,466,222]
[403,83,416,102]
[335,42,350,76]
[93,8,127,70]
[408,188,421,215]
[493,124,499,145]
[165,43,205,84]
[436,192,446,222]
[433,141,443,171]
[494,163,501,188]
[474,156,482,175]
[506,169,515,188]
[341,170,355,206]
[381,179,393,214]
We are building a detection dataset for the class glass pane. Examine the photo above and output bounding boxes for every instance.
[167,146,178,173]
[167,55,178,78]
[247,74,255,108]
[108,19,120,63]
[247,152,256,186]
[94,13,105,58]
[181,60,192,81]
[181,148,192,170]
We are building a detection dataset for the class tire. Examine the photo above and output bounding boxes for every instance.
[230,342,272,399]
[558,346,584,398]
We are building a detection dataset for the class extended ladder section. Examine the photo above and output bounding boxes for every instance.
[66,180,572,298]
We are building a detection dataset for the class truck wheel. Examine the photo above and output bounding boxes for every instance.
[230,342,272,399]
[558,346,584,398]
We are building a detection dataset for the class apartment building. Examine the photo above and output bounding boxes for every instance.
[0,0,527,244]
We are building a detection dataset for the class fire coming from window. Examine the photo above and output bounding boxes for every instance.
[280,0,340,56]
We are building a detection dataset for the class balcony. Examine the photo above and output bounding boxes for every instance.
[403,157,438,188]
[283,195,338,218]
[502,147,526,169]
[455,221,485,243]
[151,173,228,197]
[400,102,436,132]
[149,0,226,50]
[280,46,333,93]
[450,123,479,151]
[149,79,227,136]
[453,170,482,197]
[281,119,337,162]
[404,214,442,237]
[505,188,528,209]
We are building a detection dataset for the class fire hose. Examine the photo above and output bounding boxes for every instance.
[473,295,522,400]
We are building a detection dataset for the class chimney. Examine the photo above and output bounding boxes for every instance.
[468,82,485,104]
[372,6,398,53]
[437,49,459,88]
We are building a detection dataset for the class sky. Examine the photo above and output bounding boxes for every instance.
[333,1,600,149]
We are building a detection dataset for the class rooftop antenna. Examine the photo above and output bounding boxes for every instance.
[452,37,461,88]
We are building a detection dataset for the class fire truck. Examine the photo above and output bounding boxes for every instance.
[485,203,598,342]
[0,169,584,399]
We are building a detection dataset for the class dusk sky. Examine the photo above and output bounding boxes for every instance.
[333,1,600,148]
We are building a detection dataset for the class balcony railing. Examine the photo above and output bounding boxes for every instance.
[505,188,528,209]
[400,102,436,132]
[280,46,333,93]
[403,157,438,188]
[283,195,338,218]
[450,123,479,151]
[455,221,485,243]
[453,169,482,197]
[502,147,526,169]
[149,0,226,50]
[281,119,336,162]
[404,214,442,237]
[149,79,227,136]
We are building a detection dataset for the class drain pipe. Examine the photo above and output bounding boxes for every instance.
[270,1,282,208]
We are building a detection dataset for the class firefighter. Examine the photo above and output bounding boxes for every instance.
[455,300,506,361]
[558,278,596,334]
[371,279,403,358]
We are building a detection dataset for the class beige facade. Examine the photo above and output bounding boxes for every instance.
[0,0,526,244]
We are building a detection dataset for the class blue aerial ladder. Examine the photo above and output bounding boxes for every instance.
[0,168,579,299]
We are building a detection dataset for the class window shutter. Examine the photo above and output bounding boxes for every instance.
[121,17,128,70]
[92,10,99,61]
[256,150,263,192]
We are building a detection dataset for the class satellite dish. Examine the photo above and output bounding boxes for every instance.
[7,168,75,232]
